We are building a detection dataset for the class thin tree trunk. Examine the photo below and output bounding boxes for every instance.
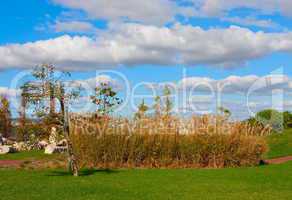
[3,116,9,138]
[60,97,79,176]
[20,96,26,127]
[49,82,56,116]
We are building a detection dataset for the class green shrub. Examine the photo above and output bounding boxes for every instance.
[256,109,283,131]
[251,109,292,131]
[283,111,292,129]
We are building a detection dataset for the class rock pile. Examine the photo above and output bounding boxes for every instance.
[0,134,14,154]
[0,127,67,155]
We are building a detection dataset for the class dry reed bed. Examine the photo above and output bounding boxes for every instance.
[69,115,269,169]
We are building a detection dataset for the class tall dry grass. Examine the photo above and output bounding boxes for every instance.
[69,114,269,169]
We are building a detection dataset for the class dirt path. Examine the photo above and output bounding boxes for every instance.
[0,160,23,168]
[264,156,292,164]
[1,156,292,168]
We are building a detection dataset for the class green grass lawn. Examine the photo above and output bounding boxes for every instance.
[266,129,292,159]
[1,162,292,200]
[0,150,60,161]
[0,129,292,200]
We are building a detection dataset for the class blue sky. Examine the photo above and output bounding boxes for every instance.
[1,0,292,119]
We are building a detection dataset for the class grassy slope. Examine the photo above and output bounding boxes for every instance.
[1,163,292,200]
[266,129,292,159]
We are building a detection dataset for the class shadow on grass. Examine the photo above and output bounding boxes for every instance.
[48,168,118,177]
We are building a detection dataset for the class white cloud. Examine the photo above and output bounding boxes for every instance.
[289,81,292,89]
[70,75,120,90]
[0,87,20,97]
[194,0,292,17]
[2,24,292,70]
[179,74,292,94]
[52,0,178,25]
[49,0,292,31]
[51,20,98,33]
[221,16,279,29]
[284,101,292,108]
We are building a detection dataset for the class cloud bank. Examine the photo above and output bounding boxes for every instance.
[179,74,292,94]
[52,0,178,25]
[51,20,98,33]
[1,24,292,70]
[51,0,292,29]
[195,0,292,17]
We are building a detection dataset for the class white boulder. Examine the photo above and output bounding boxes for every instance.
[0,137,8,145]
[45,144,56,154]
[44,144,67,154]
[0,145,15,154]
[0,134,12,145]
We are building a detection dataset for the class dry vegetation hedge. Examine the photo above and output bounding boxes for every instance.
[70,115,268,169]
